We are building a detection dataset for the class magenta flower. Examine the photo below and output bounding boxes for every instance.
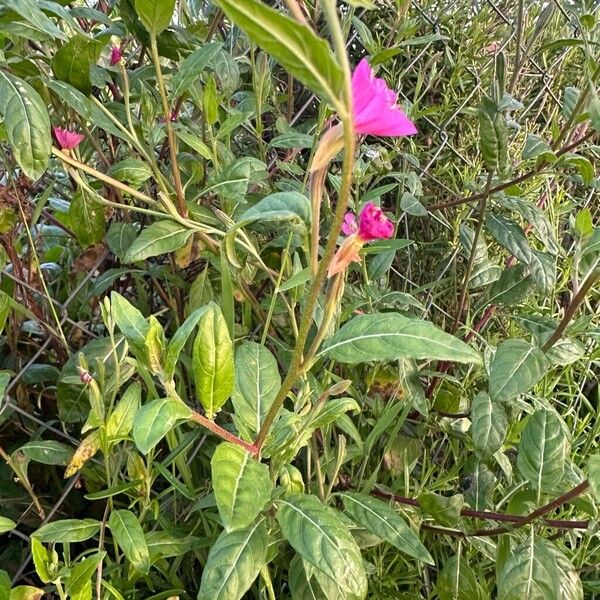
[351,59,417,137]
[328,203,395,277]
[110,46,123,66]
[53,127,85,150]
[357,202,395,241]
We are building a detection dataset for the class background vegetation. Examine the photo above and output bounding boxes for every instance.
[0,0,598,598]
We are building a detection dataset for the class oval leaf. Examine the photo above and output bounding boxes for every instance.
[339,492,433,564]
[33,519,101,543]
[124,220,193,263]
[108,509,150,574]
[0,71,51,180]
[211,442,272,531]
[133,398,192,454]
[489,339,547,403]
[517,409,568,492]
[231,341,281,438]
[276,494,367,598]
[321,313,481,365]
[192,303,234,418]
[197,520,268,600]
[469,392,507,456]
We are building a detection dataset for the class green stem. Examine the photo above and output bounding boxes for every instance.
[541,268,599,353]
[149,33,187,217]
[254,0,354,451]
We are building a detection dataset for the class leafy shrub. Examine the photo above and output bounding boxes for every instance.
[0,0,599,598]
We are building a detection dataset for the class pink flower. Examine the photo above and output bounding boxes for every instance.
[53,127,85,150]
[328,203,395,277]
[357,202,394,241]
[341,212,357,236]
[110,46,123,65]
[351,59,417,137]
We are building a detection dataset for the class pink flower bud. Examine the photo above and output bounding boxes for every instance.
[53,127,85,150]
[110,45,123,66]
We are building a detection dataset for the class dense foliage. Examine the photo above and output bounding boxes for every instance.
[0,0,599,598]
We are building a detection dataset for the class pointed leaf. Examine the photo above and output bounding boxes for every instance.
[339,492,433,564]
[321,313,481,365]
[109,510,150,574]
[211,442,272,531]
[133,398,192,454]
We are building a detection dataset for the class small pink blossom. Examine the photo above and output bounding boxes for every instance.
[53,127,85,150]
[351,59,417,137]
[341,212,358,236]
[110,45,123,65]
[328,203,395,277]
[357,202,394,241]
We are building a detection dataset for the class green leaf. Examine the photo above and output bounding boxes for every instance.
[66,552,105,595]
[276,494,367,598]
[488,263,535,306]
[469,392,507,456]
[171,42,223,98]
[9,587,44,600]
[108,510,150,574]
[197,520,268,600]
[489,339,547,403]
[110,291,149,358]
[418,492,464,527]
[134,0,176,34]
[1,0,67,40]
[211,442,272,531]
[231,341,281,437]
[164,306,209,379]
[0,71,51,180]
[192,303,234,418]
[107,159,153,187]
[124,220,193,263]
[563,86,580,120]
[478,97,507,171]
[107,222,137,261]
[497,534,559,600]
[517,409,568,492]
[204,157,266,201]
[133,398,192,454]
[46,79,128,141]
[436,555,487,600]
[19,440,73,466]
[288,554,328,600]
[239,191,311,228]
[400,192,427,216]
[33,518,101,543]
[321,313,482,365]
[339,492,433,564]
[52,34,105,95]
[106,382,141,440]
[31,538,51,583]
[589,89,600,132]
[545,542,583,600]
[0,516,16,534]
[579,227,600,277]
[69,188,106,248]
[522,134,554,160]
[213,0,345,113]
[589,455,600,501]
[0,571,9,599]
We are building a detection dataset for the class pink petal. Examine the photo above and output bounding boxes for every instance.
[351,59,374,115]
[341,212,357,236]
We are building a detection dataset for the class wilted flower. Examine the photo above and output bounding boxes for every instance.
[328,203,395,277]
[351,59,417,137]
[53,127,85,150]
[110,45,123,65]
